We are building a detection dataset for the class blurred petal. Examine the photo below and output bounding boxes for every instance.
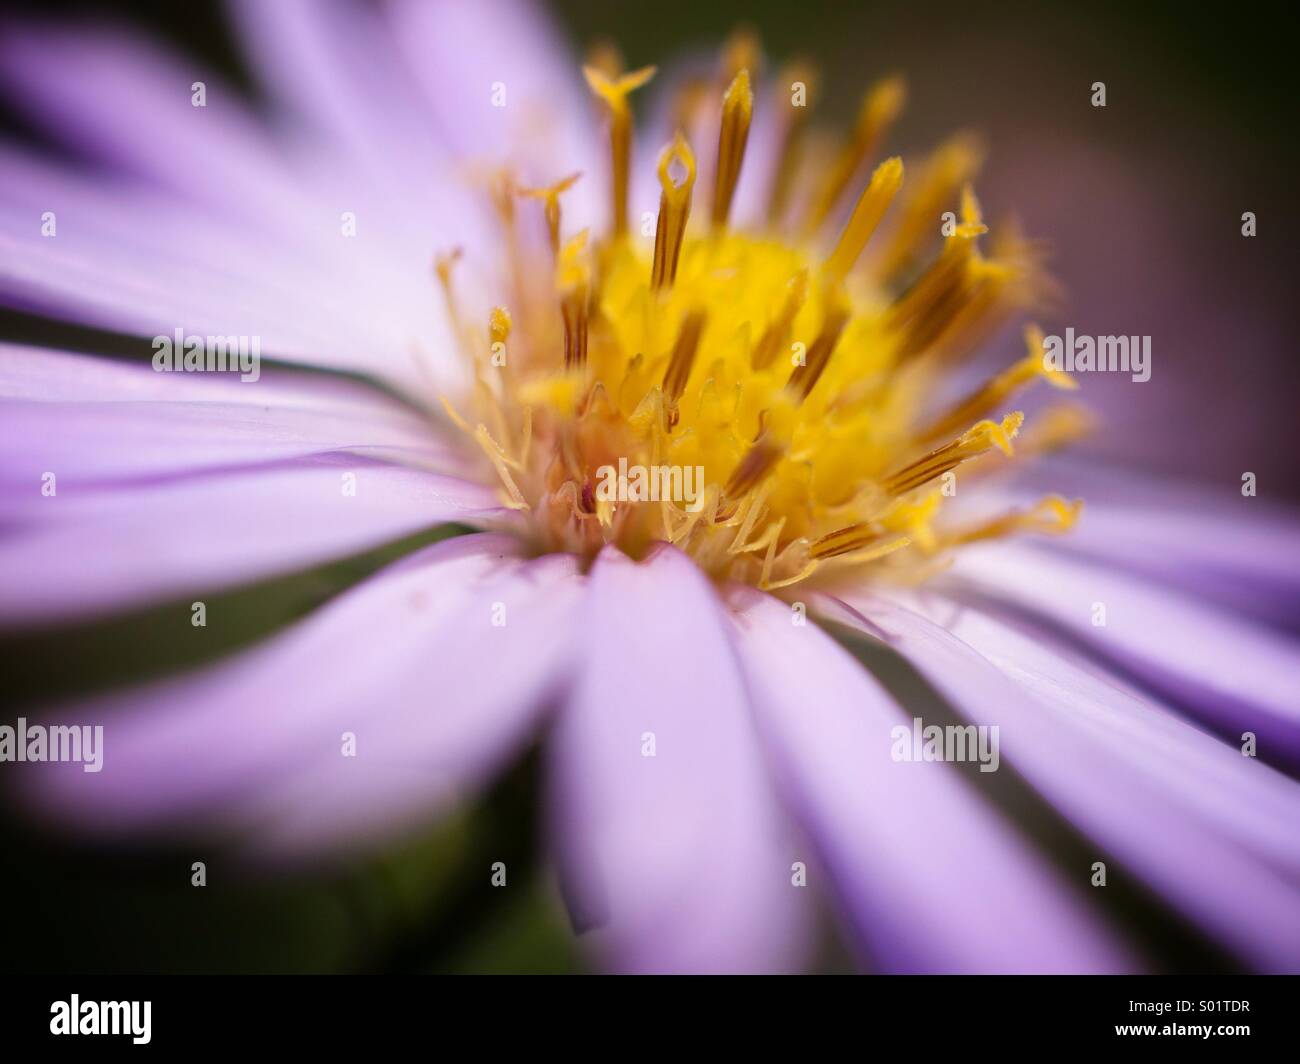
[821,588,1300,972]
[0,343,463,488]
[987,467,1300,630]
[25,535,580,856]
[547,546,811,973]
[729,586,1136,973]
[942,542,1300,769]
[386,0,602,231]
[0,20,298,217]
[0,457,504,626]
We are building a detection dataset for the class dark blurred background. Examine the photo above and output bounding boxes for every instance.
[0,0,1294,973]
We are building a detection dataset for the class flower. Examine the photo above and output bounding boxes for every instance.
[1,0,1298,974]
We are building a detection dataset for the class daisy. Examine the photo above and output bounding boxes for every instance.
[2,0,1298,974]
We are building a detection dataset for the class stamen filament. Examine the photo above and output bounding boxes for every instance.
[584,64,657,237]
[558,231,591,370]
[662,309,707,428]
[520,172,582,258]
[751,270,809,369]
[942,494,1081,548]
[786,297,850,402]
[917,324,1076,442]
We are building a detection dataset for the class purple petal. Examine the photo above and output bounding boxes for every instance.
[0,457,505,626]
[0,343,466,489]
[0,145,464,392]
[821,587,1300,972]
[728,585,1137,973]
[0,20,300,218]
[943,542,1300,769]
[547,546,812,973]
[26,535,581,857]
[385,0,602,230]
[983,468,1300,630]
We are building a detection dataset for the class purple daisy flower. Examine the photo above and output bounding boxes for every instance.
[2,0,1298,975]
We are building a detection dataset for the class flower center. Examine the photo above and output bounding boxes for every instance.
[434,37,1088,590]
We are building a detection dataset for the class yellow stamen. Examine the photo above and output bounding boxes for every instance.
[943,494,1082,547]
[712,69,754,230]
[823,156,903,282]
[877,133,985,280]
[751,270,809,369]
[786,295,851,402]
[917,324,1076,442]
[766,59,816,225]
[723,433,784,501]
[801,75,905,237]
[810,525,911,562]
[881,413,1023,496]
[520,172,582,257]
[558,230,591,370]
[662,309,707,429]
[583,64,657,237]
[651,134,697,290]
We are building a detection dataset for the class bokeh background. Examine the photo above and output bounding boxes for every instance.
[0,0,1294,972]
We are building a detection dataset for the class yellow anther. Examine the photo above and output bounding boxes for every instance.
[520,171,582,257]
[651,133,697,290]
[881,412,1023,496]
[584,64,657,237]
[944,494,1083,547]
[823,156,903,282]
[489,306,512,346]
[712,68,754,230]
[917,324,1076,442]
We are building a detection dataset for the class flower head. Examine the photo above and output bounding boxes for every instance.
[1,0,1298,977]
